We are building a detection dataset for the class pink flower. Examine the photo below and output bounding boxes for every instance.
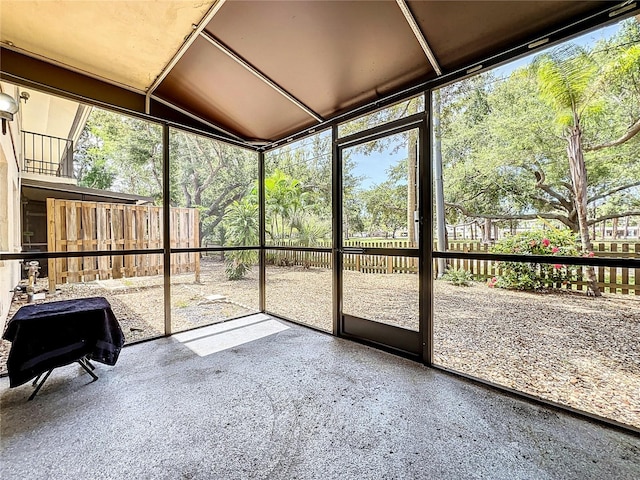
[542,238,550,247]
[553,264,562,269]
[551,246,559,253]
[487,277,497,288]
[529,240,537,247]
[588,251,595,257]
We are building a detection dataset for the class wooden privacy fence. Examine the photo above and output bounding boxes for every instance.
[47,199,199,291]
[267,239,640,295]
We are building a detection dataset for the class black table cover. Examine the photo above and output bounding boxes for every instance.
[3,297,125,387]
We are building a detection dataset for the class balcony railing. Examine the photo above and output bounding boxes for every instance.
[22,131,74,179]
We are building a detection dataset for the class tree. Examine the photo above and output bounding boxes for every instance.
[532,45,602,294]
[75,108,258,246]
[263,131,343,247]
[223,197,258,280]
[339,96,423,243]
[263,169,307,241]
[74,109,121,190]
[440,21,640,295]
[169,130,257,245]
[362,183,405,238]
[531,31,640,295]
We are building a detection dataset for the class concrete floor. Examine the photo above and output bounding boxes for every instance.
[1,314,639,479]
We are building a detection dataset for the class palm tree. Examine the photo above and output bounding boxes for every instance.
[532,44,601,296]
[223,198,258,280]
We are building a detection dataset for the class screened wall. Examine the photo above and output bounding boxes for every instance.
[1,10,639,432]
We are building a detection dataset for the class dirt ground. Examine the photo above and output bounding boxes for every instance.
[2,257,639,429]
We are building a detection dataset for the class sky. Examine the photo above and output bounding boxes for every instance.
[348,134,408,190]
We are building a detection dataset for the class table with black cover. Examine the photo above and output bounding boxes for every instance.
[2,297,125,400]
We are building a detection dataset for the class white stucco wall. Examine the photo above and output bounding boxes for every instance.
[0,86,22,331]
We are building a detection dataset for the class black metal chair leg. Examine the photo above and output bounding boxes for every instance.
[32,371,44,387]
[83,357,96,370]
[29,369,53,401]
[77,359,98,381]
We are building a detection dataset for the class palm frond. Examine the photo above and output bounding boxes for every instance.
[531,44,598,123]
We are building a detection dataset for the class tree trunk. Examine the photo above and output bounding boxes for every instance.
[624,216,629,239]
[567,126,601,296]
[482,218,492,243]
[612,217,619,240]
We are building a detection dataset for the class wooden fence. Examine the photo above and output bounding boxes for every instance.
[267,239,640,295]
[47,199,199,291]
[445,241,640,295]
[267,239,418,274]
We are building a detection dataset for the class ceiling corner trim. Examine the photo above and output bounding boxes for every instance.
[145,0,227,113]
[396,0,442,76]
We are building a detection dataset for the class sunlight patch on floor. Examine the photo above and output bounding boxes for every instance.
[172,314,289,356]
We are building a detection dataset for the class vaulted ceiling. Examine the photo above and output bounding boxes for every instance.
[0,1,633,144]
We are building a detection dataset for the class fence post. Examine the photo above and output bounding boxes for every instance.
[194,209,201,283]
[81,202,95,282]
[597,243,605,292]
[636,244,640,296]
[112,205,124,279]
[66,201,80,283]
[610,243,618,294]
[622,243,629,295]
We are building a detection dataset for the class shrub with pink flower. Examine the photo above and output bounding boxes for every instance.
[490,229,581,291]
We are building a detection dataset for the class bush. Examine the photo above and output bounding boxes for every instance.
[490,229,580,291]
[442,268,474,287]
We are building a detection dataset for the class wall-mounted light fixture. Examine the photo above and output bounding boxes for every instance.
[0,92,20,135]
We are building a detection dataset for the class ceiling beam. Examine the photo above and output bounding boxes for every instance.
[145,0,227,113]
[396,0,442,76]
[200,30,324,123]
